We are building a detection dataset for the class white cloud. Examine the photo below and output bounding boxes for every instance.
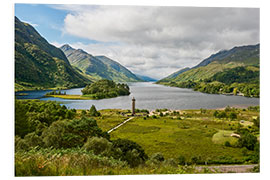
[53,5,260,79]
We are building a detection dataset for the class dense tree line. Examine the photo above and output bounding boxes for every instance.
[209,66,259,85]
[81,79,130,99]
[165,66,259,97]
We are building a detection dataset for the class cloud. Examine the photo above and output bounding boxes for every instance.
[53,5,259,79]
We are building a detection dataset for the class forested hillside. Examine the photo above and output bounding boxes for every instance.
[157,44,260,97]
[15,17,91,91]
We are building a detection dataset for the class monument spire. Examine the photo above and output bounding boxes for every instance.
[132,97,136,116]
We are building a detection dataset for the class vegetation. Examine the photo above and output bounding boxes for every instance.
[109,107,259,165]
[15,100,259,175]
[81,79,130,99]
[157,44,260,98]
[60,44,142,82]
[15,17,90,91]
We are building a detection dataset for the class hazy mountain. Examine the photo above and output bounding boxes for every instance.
[60,44,142,82]
[135,74,157,82]
[15,17,90,91]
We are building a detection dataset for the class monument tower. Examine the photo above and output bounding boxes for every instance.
[132,97,136,116]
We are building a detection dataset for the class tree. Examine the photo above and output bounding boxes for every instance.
[42,116,104,148]
[89,105,101,117]
[112,139,148,167]
[238,132,258,150]
[229,112,237,120]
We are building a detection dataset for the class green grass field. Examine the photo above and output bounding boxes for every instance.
[95,108,259,163]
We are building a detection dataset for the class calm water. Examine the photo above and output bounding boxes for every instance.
[15,82,259,110]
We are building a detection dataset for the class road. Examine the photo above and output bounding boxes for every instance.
[107,117,134,134]
[195,164,258,173]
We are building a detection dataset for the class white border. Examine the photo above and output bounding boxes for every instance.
[1,0,269,180]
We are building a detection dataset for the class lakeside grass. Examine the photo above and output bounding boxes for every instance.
[45,94,95,100]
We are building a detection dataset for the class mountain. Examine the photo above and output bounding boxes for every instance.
[158,44,259,83]
[135,74,157,82]
[158,67,190,82]
[60,44,142,82]
[15,17,90,91]
[157,44,260,97]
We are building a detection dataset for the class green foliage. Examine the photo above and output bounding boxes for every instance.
[224,141,231,147]
[15,148,127,176]
[42,116,105,149]
[46,90,66,96]
[210,66,259,84]
[82,137,112,155]
[237,131,258,150]
[150,152,165,162]
[213,111,227,119]
[111,139,148,167]
[15,100,76,138]
[178,155,186,165]
[15,17,90,90]
[81,79,130,99]
[89,105,101,117]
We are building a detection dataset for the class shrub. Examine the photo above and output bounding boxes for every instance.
[42,116,104,148]
[111,139,148,167]
[82,137,112,155]
[178,155,186,165]
[150,152,165,162]
[224,141,231,147]
[238,132,258,150]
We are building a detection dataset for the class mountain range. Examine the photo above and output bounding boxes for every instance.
[158,44,259,83]
[15,17,147,91]
[15,17,90,91]
[60,44,141,82]
[157,44,259,97]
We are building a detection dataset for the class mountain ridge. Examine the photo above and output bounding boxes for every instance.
[159,44,259,83]
[15,17,90,91]
[60,44,142,82]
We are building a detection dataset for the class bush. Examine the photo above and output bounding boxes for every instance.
[238,132,258,150]
[42,116,104,148]
[178,155,186,165]
[224,141,231,147]
[82,137,112,155]
[111,139,148,167]
[150,152,165,162]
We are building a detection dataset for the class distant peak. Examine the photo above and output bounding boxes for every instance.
[77,49,87,54]
[60,44,74,51]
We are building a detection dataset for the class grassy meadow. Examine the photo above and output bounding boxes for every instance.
[106,108,259,163]
[15,99,259,175]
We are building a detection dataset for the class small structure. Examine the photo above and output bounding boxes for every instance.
[132,97,136,116]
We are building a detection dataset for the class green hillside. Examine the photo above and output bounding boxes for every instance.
[157,44,260,97]
[60,44,142,82]
[15,17,90,91]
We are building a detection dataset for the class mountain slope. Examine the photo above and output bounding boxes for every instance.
[158,44,259,83]
[157,44,260,97]
[60,44,142,82]
[15,17,90,91]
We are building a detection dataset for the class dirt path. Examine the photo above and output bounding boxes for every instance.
[195,164,258,173]
[107,117,134,134]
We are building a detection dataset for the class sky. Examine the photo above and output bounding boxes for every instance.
[15,4,260,80]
